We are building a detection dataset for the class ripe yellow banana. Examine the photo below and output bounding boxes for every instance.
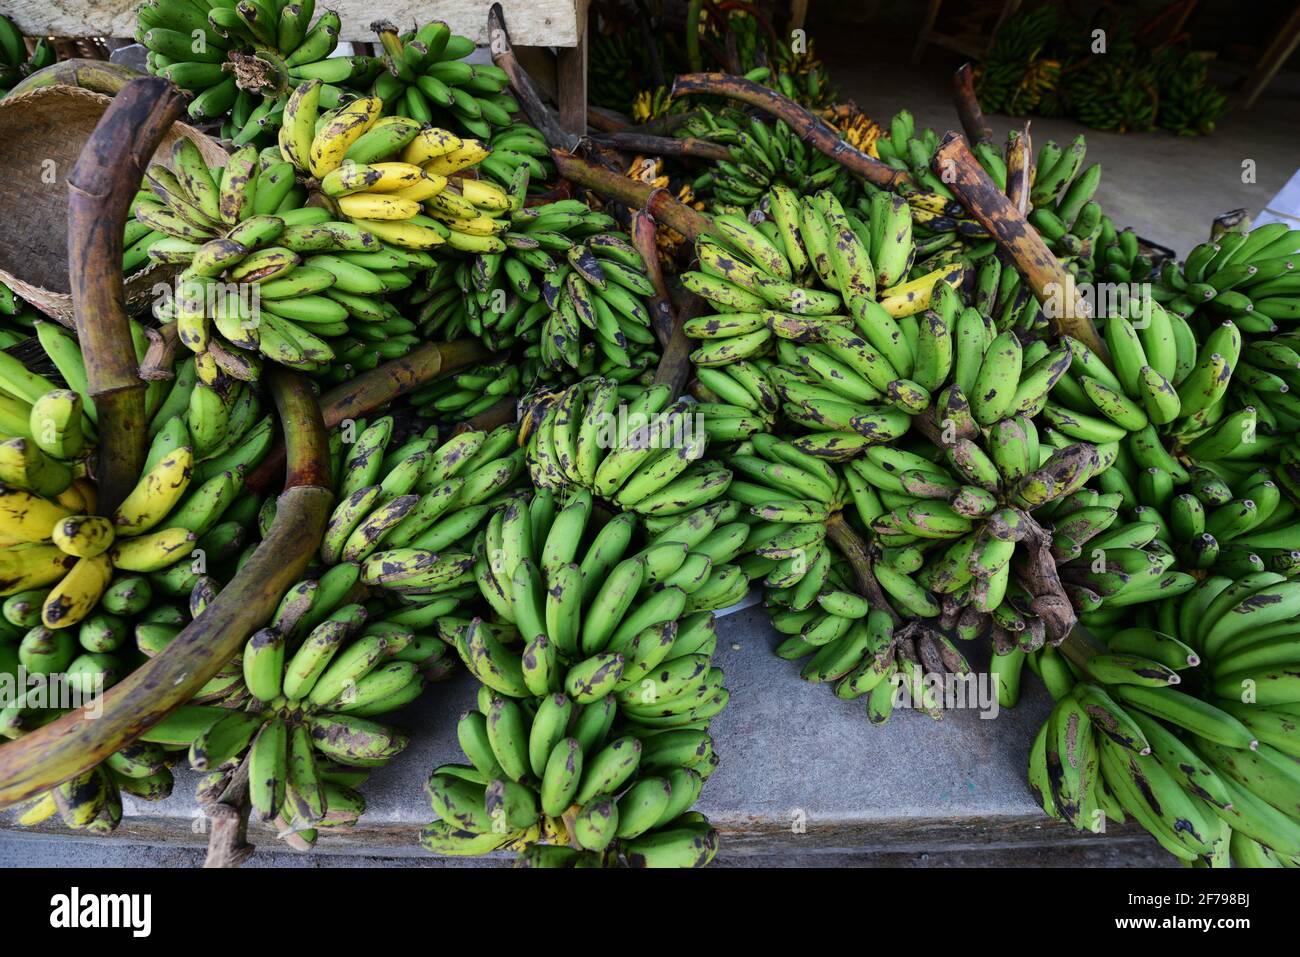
[400,128,463,166]
[42,552,112,628]
[423,141,491,177]
[113,447,194,537]
[51,515,115,558]
[0,486,73,542]
[337,193,421,221]
[309,97,383,179]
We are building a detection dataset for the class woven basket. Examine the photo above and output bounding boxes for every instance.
[0,85,227,327]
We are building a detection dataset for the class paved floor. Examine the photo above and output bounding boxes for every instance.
[823,33,1300,255]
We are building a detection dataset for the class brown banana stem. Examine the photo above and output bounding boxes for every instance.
[631,209,674,346]
[139,321,180,381]
[68,76,183,514]
[652,285,703,398]
[588,106,632,132]
[953,63,993,145]
[931,131,1106,358]
[551,151,716,241]
[245,339,494,493]
[454,396,518,435]
[590,132,731,161]
[669,72,909,189]
[1004,125,1031,216]
[0,372,332,809]
[825,513,898,624]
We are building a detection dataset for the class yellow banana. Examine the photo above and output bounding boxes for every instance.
[878,264,965,319]
[423,141,491,177]
[337,193,421,221]
[364,162,428,192]
[110,527,197,573]
[349,219,446,250]
[51,515,116,558]
[459,178,510,212]
[42,553,112,628]
[400,127,463,166]
[0,544,78,597]
[113,447,194,537]
[0,486,73,542]
[309,97,383,179]
[389,174,447,203]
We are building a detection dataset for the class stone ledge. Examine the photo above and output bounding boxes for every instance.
[2,605,1156,863]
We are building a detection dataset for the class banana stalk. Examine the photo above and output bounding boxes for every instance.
[246,339,494,493]
[549,151,716,242]
[669,72,907,189]
[5,58,143,99]
[0,370,332,808]
[931,132,1107,360]
[67,76,179,513]
[953,63,993,145]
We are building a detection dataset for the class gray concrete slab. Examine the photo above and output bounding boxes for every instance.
[1,607,1162,864]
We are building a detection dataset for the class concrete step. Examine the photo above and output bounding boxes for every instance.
[1,605,1165,866]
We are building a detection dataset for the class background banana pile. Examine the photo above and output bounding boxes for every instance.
[680,108,858,213]
[0,14,54,96]
[418,485,727,866]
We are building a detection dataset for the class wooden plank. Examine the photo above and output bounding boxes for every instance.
[3,0,584,46]
[1242,3,1300,109]
[556,0,588,134]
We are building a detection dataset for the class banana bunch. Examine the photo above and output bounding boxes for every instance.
[680,108,858,212]
[521,381,735,524]
[682,187,965,413]
[1091,216,1154,286]
[420,486,728,865]
[279,81,458,245]
[1025,628,1300,867]
[133,137,407,376]
[320,418,525,590]
[183,569,426,842]
[410,199,660,384]
[1026,143,1106,273]
[0,348,96,500]
[423,685,720,866]
[137,0,365,132]
[1045,311,1244,458]
[768,36,839,112]
[0,15,54,95]
[367,21,518,142]
[137,0,354,133]
[407,359,521,422]
[10,744,175,837]
[1154,47,1229,137]
[482,123,554,190]
[1154,223,1300,335]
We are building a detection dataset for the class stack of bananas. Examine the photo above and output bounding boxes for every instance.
[167,566,422,845]
[680,185,965,427]
[137,0,364,136]
[2,570,180,835]
[1025,584,1300,866]
[1153,47,1229,138]
[679,108,858,213]
[407,359,521,423]
[367,21,515,141]
[319,417,525,580]
[522,381,739,538]
[419,486,726,866]
[411,202,661,387]
[0,15,54,95]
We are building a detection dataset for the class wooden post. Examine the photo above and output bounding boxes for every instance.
[953,63,993,144]
[556,0,589,134]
